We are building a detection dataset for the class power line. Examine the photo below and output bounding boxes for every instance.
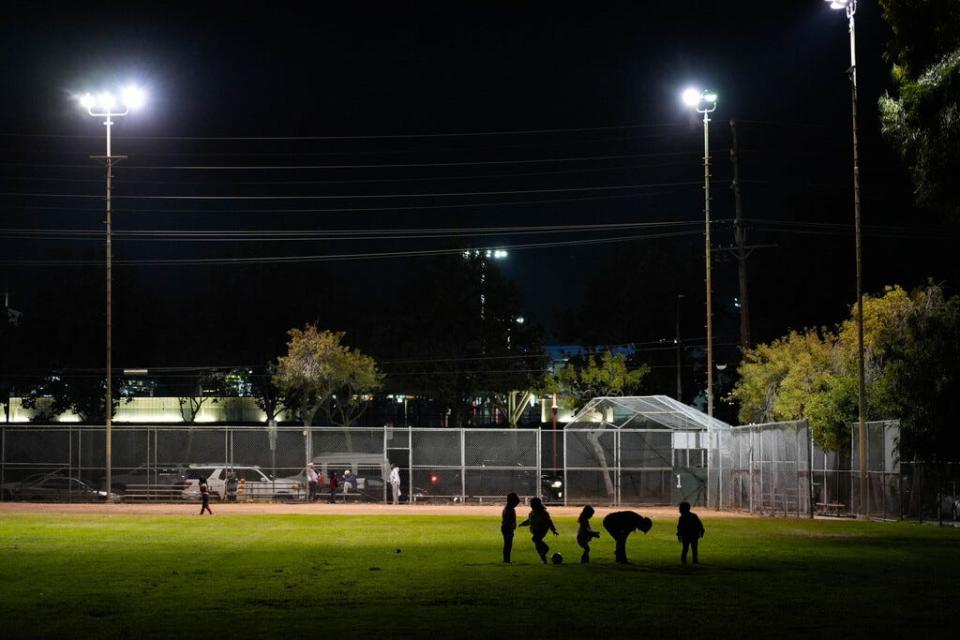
[0,229,702,267]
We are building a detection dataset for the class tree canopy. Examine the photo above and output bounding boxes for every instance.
[274,325,382,427]
[878,0,960,217]
[732,283,960,459]
[541,350,650,413]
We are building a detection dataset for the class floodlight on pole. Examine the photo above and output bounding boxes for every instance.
[78,83,146,499]
[681,87,718,419]
[825,0,868,519]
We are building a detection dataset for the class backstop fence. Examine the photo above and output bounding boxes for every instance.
[0,424,706,507]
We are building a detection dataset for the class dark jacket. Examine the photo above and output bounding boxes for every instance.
[602,511,651,537]
[519,509,557,537]
[502,505,517,531]
[677,512,705,540]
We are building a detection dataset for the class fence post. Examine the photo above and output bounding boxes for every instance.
[535,428,542,501]
[562,428,568,507]
[460,428,466,504]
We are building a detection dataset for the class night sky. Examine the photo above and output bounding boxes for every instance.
[2,2,957,392]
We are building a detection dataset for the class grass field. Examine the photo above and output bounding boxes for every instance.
[0,507,957,639]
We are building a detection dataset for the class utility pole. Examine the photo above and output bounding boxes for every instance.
[675,293,685,401]
[730,119,751,351]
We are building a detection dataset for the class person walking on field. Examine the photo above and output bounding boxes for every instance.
[306,463,319,503]
[676,501,705,565]
[199,479,213,515]
[501,492,520,563]
[389,464,402,505]
[602,510,652,564]
[576,505,601,563]
[519,497,559,564]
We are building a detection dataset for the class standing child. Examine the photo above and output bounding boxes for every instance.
[199,479,213,515]
[501,493,520,563]
[676,501,705,565]
[518,497,559,564]
[576,505,601,563]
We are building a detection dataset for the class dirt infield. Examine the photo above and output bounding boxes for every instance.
[0,501,754,519]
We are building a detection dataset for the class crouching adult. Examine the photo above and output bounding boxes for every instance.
[602,510,653,564]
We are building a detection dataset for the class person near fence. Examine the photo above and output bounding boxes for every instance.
[602,510,652,564]
[342,470,356,493]
[390,464,401,505]
[328,470,338,503]
[519,497,559,564]
[676,501,705,565]
[306,463,319,502]
[199,478,213,515]
[225,469,239,502]
[576,505,601,563]
[501,492,520,563]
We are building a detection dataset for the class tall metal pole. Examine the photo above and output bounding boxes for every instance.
[730,119,751,350]
[847,2,868,519]
[675,293,684,401]
[104,112,113,500]
[703,110,714,418]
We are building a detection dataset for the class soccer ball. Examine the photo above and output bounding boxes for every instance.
[551,552,563,565]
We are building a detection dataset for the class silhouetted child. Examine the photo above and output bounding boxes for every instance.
[676,501,705,565]
[576,505,601,563]
[501,492,520,563]
[199,479,213,515]
[602,510,652,564]
[519,497,559,563]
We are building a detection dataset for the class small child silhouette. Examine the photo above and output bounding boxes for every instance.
[576,505,601,563]
[676,501,705,565]
[519,497,559,564]
[501,492,520,563]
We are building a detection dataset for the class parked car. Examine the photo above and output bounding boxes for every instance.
[1,469,68,501]
[182,464,299,501]
[13,476,116,502]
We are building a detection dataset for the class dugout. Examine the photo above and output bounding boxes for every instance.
[562,395,728,506]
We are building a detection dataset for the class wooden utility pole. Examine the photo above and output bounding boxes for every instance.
[730,119,751,351]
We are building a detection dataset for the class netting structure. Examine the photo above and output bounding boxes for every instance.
[562,396,725,506]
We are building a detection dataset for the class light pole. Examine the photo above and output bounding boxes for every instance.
[682,87,718,417]
[675,293,685,401]
[825,0,868,518]
[78,86,145,498]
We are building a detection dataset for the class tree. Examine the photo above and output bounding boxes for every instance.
[875,284,960,464]
[175,371,223,424]
[385,254,545,427]
[542,351,650,413]
[274,325,382,427]
[251,363,288,426]
[732,284,944,450]
[878,0,960,217]
[21,372,124,424]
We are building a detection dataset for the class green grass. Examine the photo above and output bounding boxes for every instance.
[0,513,957,639]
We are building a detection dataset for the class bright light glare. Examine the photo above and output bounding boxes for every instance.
[703,92,718,104]
[98,92,116,110]
[681,87,701,107]
[121,85,146,110]
[827,0,848,9]
[493,249,508,259]
[79,93,95,109]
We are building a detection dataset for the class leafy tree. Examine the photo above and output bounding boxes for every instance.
[878,0,960,217]
[175,371,223,424]
[542,351,650,413]
[876,284,960,463]
[21,372,124,424]
[732,284,947,450]
[251,363,289,426]
[385,254,545,427]
[274,325,382,427]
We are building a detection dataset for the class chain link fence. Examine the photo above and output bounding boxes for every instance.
[0,424,708,506]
